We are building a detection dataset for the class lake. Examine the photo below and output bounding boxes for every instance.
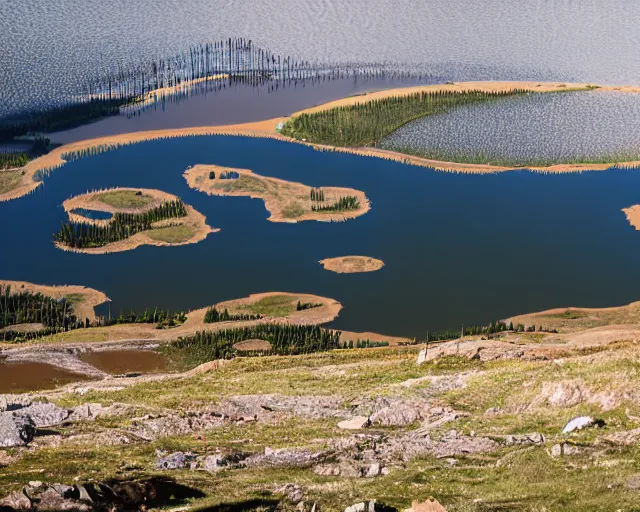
[2,136,640,338]
[3,1,640,116]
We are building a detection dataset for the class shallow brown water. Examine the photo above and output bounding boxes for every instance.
[0,362,89,393]
[79,350,168,375]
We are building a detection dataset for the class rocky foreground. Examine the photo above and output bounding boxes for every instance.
[3,313,640,510]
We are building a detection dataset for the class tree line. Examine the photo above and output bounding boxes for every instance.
[0,285,84,341]
[106,308,187,329]
[281,89,528,147]
[296,301,322,311]
[310,188,325,202]
[311,196,360,212]
[204,306,262,323]
[54,200,187,249]
[165,324,343,365]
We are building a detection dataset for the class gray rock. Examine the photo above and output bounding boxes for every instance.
[600,427,640,446]
[369,403,422,427]
[275,483,304,503]
[0,413,36,447]
[363,462,381,478]
[155,451,197,470]
[244,447,323,468]
[0,490,31,510]
[37,487,91,511]
[0,395,32,412]
[203,454,225,472]
[17,402,70,427]
[50,483,74,497]
[551,443,581,457]
[313,462,362,478]
[503,432,545,445]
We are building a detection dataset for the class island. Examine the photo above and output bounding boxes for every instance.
[183,164,370,223]
[54,187,216,254]
[319,256,385,273]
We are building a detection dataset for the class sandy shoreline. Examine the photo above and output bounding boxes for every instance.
[184,164,370,223]
[3,80,640,203]
[56,187,216,254]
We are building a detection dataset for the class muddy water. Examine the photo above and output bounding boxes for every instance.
[0,362,89,393]
[79,350,168,375]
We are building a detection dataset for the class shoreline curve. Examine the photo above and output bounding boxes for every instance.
[4,80,640,202]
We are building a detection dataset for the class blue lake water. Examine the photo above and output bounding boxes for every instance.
[3,136,640,337]
[69,208,113,221]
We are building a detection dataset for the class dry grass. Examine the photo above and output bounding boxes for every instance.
[319,256,384,274]
[0,169,23,195]
[184,165,370,223]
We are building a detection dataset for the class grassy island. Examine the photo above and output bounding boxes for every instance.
[319,256,385,274]
[184,164,370,222]
[55,188,215,254]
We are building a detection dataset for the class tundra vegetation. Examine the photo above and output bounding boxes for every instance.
[280,89,527,147]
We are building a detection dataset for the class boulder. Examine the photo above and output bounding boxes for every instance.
[369,404,421,427]
[275,483,304,503]
[338,416,370,430]
[551,443,581,457]
[600,427,640,446]
[0,491,31,510]
[0,395,32,412]
[16,403,70,427]
[502,433,545,445]
[243,447,322,468]
[203,454,225,472]
[155,451,197,470]
[0,413,36,447]
[36,487,91,511]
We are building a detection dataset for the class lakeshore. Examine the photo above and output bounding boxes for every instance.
[184,164,370,223]
[5,81,640,203]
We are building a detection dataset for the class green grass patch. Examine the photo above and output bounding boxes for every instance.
[94,190,154,209]
[546,309,587,320]
[0,169,23,194]
[242,295,298,317]
[281,202,305,218]
[147,224,195,243]
[63,292,86,304]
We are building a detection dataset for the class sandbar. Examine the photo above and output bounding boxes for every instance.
[319,256,384,273]
[56,187,216,254]
[5,81,640,203]
[184,164,370,223]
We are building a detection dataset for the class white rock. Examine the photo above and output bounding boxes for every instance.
[338,416,370,430]
[562,416,596,434]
